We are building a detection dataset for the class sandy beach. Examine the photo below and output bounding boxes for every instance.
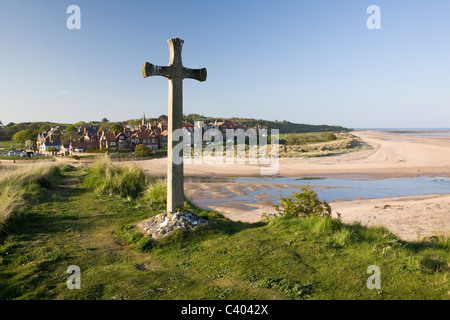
[132,130,450,241]
[132,131,450,179]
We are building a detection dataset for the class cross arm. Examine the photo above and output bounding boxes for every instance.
[183,67,207,82]
[142,62,172,79]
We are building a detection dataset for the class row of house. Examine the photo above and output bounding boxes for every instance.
[36,117,264,155]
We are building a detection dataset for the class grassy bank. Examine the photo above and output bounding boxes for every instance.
[0,163,69,229]
[279,134,371,158]
[184,134,368,159]
[0,160,448,300]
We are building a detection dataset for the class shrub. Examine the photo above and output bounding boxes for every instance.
[323,132,337,141]
[135,144,153,157]
[272,186,331,218]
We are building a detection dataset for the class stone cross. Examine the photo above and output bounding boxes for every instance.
[142,38,207,212]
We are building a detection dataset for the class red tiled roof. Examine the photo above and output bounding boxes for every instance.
[71,142,98,148]
[132,130,151,140]
[224,121,236,129]
[103,133,116,142]
[115,132,127,139]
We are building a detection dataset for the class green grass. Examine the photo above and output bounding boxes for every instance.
[279,134,371,158]
[0,163,70,229]
[285,132,340,145]
[0,155,55,161]
[82,155,148,199]
[0,163,448,300]
[0,140,23,150]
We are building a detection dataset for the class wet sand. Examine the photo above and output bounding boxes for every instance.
[185,180,450,241]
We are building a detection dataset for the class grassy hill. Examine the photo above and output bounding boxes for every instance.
[0,160,448,300]
[0,122,67,142]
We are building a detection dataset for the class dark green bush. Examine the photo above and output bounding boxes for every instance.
[135,144,153,157]
[272,186,331,218]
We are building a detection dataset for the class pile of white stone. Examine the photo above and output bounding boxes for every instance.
[138,211,210,239]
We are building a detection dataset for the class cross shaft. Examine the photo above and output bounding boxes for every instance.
[142,38,207,212]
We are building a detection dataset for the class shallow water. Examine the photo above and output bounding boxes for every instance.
[387,139,413,142]
[186,175,450,209]
[383,131,450,139]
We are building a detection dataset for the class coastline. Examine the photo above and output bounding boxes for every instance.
[3,130,450,240]
[129,131,450,179]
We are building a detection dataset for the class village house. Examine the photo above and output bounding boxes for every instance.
[131,130,148,145]
[77,125,100,135]
[37,130,61,152]
[35,116,261,155]
[99,132,117,149]
[158,122,168,132]
[115,132,131,151]
[70,141,99,154]
[183,121,194,131]
[159,130,168,149]
[79,131,100,143]
[149,131,159,150]
[216,120,236,136]
[60,143,71,156]
[39,142,62,154]
[131,130,159,150]
[150,121,159,132]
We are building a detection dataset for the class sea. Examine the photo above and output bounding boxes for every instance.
[354,128,450,137]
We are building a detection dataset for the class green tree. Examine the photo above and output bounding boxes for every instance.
[98,123,111,133]
[12,129,32,143]
[158,115,168,122]
[128,119,141,127]
[65,125,77,133]
[102,118,109,123]
[39,124,52,132]
[110,123,124,132]
[62,125,79,143]
[74,121,87,127]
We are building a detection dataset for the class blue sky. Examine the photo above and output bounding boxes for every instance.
[1,0,449,128]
